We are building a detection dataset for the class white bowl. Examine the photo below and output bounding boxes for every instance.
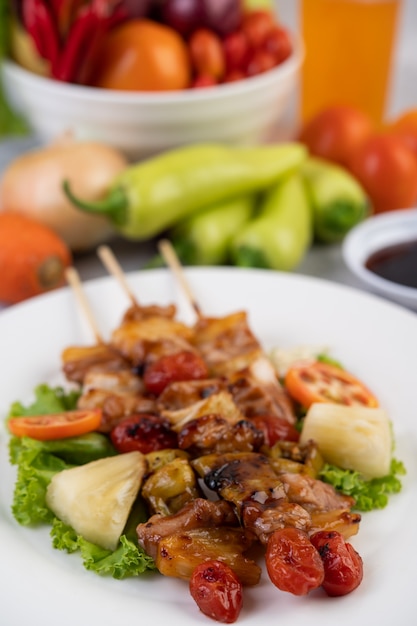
[1,36,303,161]
[342,208,417,311]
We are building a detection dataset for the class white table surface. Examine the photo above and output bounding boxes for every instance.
[0,0,416,313]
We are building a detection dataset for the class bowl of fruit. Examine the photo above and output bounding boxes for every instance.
[1,0,303,160]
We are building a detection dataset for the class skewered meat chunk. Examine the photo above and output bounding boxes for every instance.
[161,390,245,432]
[61,343,129,384]
[241,499,312,544]
[110,316,196,368]
[137,498,239,560]
[278,472,356,514]
[121,303,177,323]
[192,311,264,377]
[136,498,261,586]
[156,379,227,411]
[178,414,264,456]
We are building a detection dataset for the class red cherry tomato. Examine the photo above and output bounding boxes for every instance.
[189,28,226,80]
[241,9,275,49]
[189,560,243,624]
[8,409,102,441]
[284,361,379,409]
[348,133,417,213]
[299,105,373,168]
[222,31,250,72]
[245,49,276,76]
[310,530,363,597]
[250,414,300,446]
[110,413,178,454]
[266,527,324,595]
[263,25,292,64]
[388,108,417,159]
[143,350,209,395]
[191,74,218,88]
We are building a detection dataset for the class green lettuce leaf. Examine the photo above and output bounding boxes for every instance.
[319,458,406,511]
[51,520,156,579]
[8,384,81,420]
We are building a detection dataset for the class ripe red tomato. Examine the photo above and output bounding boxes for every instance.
[188,28,226,80]
[189,560,243,623]
[245,49,276,76]
[387,108,417,159]
[110,413,178,454]
[266,527,324,595]
[263,25,292,64]
[310,531,363,597]
[143,350,209,395]
[93,19,191,91]
[250,414,300,446]
[284,361,379,409]
[347,133,417,213]
[299,105,374,168]
[241,9,275,49]
[222,31,250,72]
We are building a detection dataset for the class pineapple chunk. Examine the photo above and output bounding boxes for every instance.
[299,403,392,479]
[46,451,146,550]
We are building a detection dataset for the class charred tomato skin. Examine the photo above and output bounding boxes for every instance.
[189,559,243,624]
[266,527,324,595]
[110,413,178,454]
[143,350,209,395]
[310,530,364,597]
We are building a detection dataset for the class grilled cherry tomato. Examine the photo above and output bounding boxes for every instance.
[251,414,299,446]
[143,350,209,395]
[310,530,363,597]
[284,361,379,409]
[7,409,102,441]
[266,527,324,595]
[189,559,243,624]
[110,413,178,454]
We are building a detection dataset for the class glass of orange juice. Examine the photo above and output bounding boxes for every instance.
[300,0,403,126]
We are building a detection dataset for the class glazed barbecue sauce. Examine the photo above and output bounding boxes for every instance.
[365,240,417,289]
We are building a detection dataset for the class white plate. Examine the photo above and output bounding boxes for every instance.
[1,268,416,626]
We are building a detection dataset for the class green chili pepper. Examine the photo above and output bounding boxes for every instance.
[63,142,307,241]
[168,194,256,265]
[231,172,312,272]
[301,157,370,243]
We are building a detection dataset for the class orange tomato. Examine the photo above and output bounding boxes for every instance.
[347,133,417,213]
[93,19,192,91]
[388,108,417,159]
[284,361,379,409]
[8,409,102,440]
[299,105,374,169]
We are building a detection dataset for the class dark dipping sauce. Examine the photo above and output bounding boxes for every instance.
[365,239,417,289]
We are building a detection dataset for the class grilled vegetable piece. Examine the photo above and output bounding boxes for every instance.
[300,403,392,479]
[142,456,201,515]
[46,451,146,550]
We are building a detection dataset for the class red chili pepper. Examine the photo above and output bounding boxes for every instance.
[22,0,60,67]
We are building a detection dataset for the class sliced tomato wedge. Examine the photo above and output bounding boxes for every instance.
[284,361,378,409]
[8,409,102,441]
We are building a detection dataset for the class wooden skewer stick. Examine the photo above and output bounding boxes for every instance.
[158,239,203,319]
[65,266,104,345]
[97,245,140,308]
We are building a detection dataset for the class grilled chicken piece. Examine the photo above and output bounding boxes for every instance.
[228,356,296,424]
[76,365,156,432]
[61,343,129,384]
[136,497,261,586]
[161,390,245,432]
[156,378,226,412]
[241,499,312,544]
[136,498,239,560]
[178,414,264,456]
[121,303,177,324]
[279,472,356,513]
[193,452,287,508]
[156,527,261,586]
[110,316,196,368]
[192,311,263,377]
